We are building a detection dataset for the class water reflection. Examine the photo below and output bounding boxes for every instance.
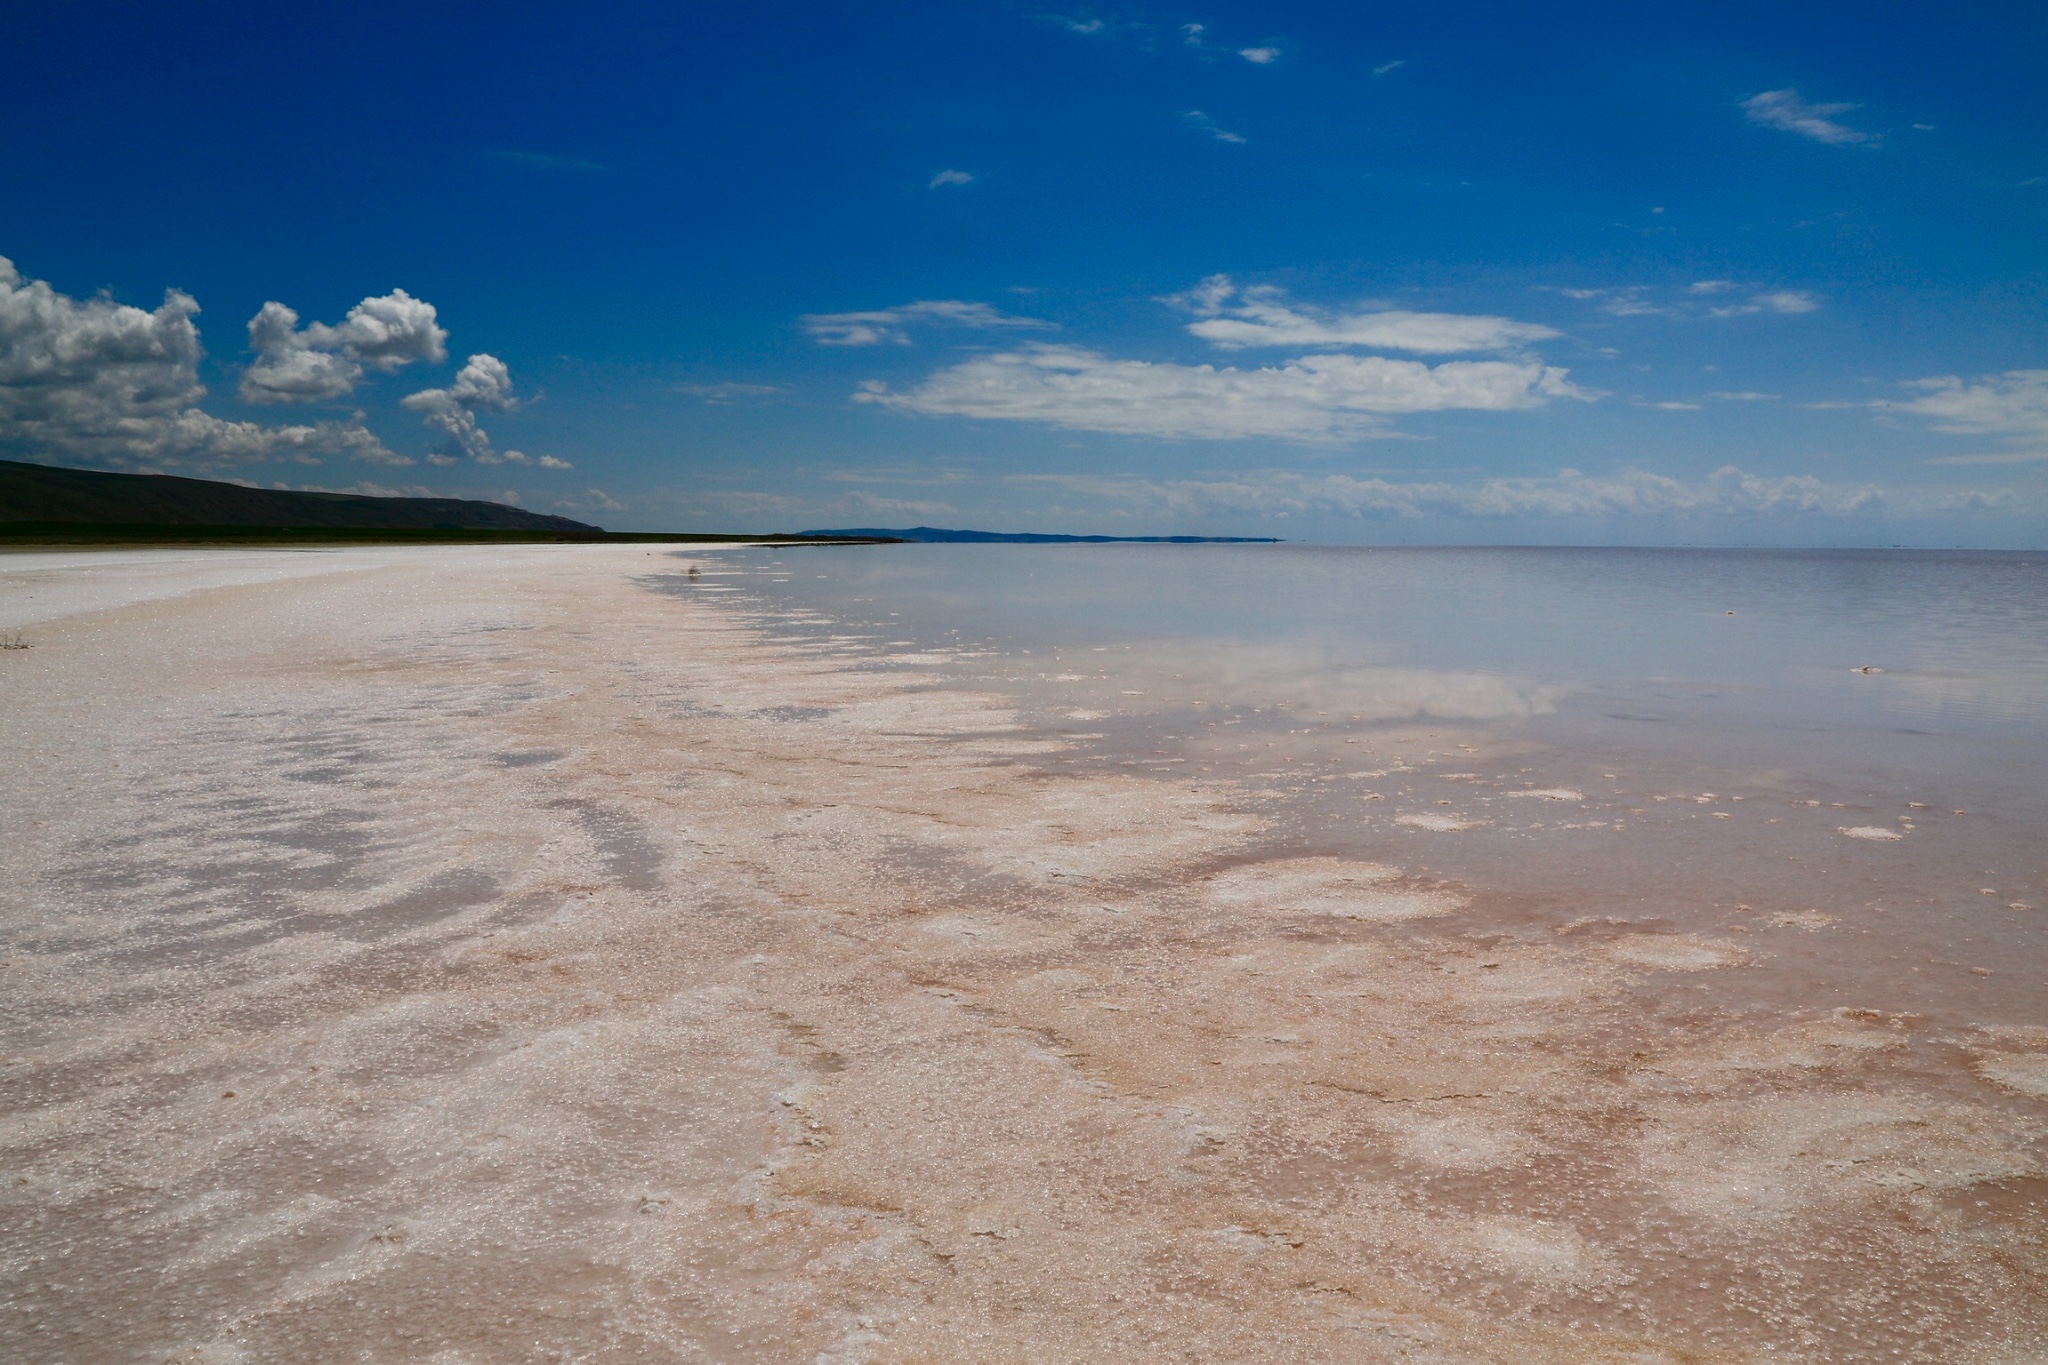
[700,544,2048,735]
[685,543,2047,1023]
[974,639,1566,724]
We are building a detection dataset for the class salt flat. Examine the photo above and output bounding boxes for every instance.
[0,548,400,632]
[2,545,2042,1362]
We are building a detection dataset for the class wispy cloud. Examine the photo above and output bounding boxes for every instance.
[1880,370,2048,461]
[800,300,1054,346]
[1184,110,1247,144]
[1558,283,1820,320]
[853,344,1589,442]
[1239,46,1281,64]
[928,169,975,189]
[1640,390,1784,410]
[1559,286,1666,317]
[1708,290,1820,318]
[295,480,436,498]
[539,487,627,515]
[1371,59,1405,77]
[489,150,603,172]
[1169,275,1558,353]
[1742,89,1876,146]
[1017,465,1884,518]
[1937,488,2016,509]
[697,487,963,522]
[821,465,974,486]
[675,382,783,404]
[1926,451,2048,466]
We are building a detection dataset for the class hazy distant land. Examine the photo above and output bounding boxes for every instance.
[0,460,893,545]
[801,525,1281,543]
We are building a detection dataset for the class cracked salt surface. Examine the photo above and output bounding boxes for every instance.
[3,543,2046,1362]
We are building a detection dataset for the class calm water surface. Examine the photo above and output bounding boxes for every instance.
[683,545,2048,1025]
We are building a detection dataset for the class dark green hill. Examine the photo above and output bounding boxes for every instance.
[0,459,599,531]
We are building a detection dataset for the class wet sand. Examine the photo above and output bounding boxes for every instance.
[2,545,2043,1362]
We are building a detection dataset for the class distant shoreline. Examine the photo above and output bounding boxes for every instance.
[0,525,896,549]
[799,525,1281,544]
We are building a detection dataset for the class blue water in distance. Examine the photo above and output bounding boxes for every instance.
[676,544,2048,1024]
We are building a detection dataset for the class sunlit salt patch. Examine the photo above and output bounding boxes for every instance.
[1016,967,1099,992]
[1507,788,1584,802]
[1766,909,1837,930]
[1601,933,1745,972]
[1203,856,1458,922]
[920,916,1009,945]
[1839,825,1905,841]
[1456,1216,1609,1287]
[1211,1224,1303,1255]
[1395,812,1480,832]
[961,737,1071,756]
[1065,709,1107,720]
[975,778,1264,884]
[832,691,1025,735]
[1660,1016,1909,1079]
[1640,1092,2040,1222]
[1388,1113,1527,1172]
[1156,1103,1231,1160]
[1317,1304,1444,1346]
[1973,1053,2048,1099]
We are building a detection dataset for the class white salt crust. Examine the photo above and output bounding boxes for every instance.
[0,545,2042,1363]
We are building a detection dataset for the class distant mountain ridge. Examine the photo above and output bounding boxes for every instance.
[799,525,1280,544]
[0,459,599,531]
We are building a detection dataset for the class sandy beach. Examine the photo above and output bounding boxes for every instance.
[3,544,2044,1363]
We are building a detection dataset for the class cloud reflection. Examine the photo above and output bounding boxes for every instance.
[1003,640,1569,723]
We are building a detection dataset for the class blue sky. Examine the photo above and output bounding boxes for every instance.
[3,1,2046,543]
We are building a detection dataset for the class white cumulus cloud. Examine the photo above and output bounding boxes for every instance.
[1239,46,1281,64]
[853,344,1589,442]
[929,169,975,189]
[1742,89,1875,146]
[800,299,1053,346]
[0,255,401,468]
[401,353,563,466]
[1170,275,1559,353]
[240,289,448,404]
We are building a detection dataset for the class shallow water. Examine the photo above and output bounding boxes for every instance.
[690,544,2048,1026]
